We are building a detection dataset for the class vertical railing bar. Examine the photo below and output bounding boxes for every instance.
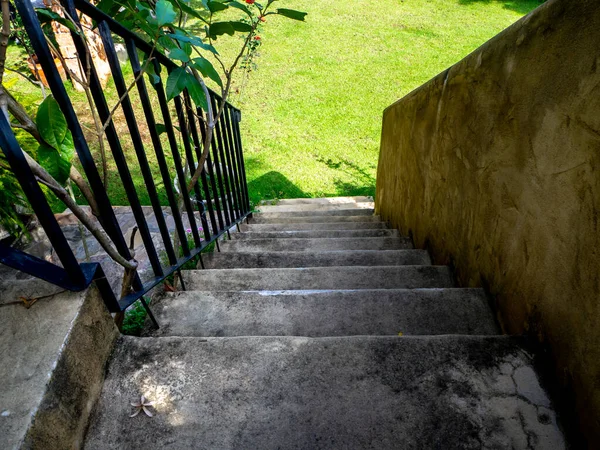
[0,115,86,286]
[208,95,232,226]
[198,110,226,232]
[211,95,236,223]
[151,62,200,255]
[15,0,135,275]
[184,94,214,242]
[127,45,185,265]
[173,94,203,248]
[93,22,163,277]
[223,104,244,218]
[219,103,241,220]
[231,109,251,213]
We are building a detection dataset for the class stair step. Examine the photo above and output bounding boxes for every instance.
[241,221,388,231]
[145,289,498,337]
[231,229,399,240]
[272,196,373,206]
[203,250,431,269]
[84,335,564,450]
[254,208,374,219]
[250,214,382,224]
[257,202,374,213]
[182,266,453,291]
[220,237,413,252]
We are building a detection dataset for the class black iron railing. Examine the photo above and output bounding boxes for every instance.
[0,0,252,325]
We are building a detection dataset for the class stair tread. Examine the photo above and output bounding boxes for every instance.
[255,208,375,218]
[203,249,431,268]
[231,229,399,239]
[145,288,498,337]
[257,202,374,213]
[250,213,381,224]
[182,265,453,291]
[220,236,413,252]
[84,335,564,450]
[241,221,388,231]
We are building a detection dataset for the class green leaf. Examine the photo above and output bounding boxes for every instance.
[167,33,219,54]
[173,1,208,21]
[207,0,228,12]
[191,57,222,87]
[186,77,208,111]
[276,8,307,21]
[231,21,252,32]
[226,1,252,17]
[208,21,235,38]
[37,144,72,186]
[35,8,80,34]
[144,60,161,85]
[155,123,167,135]
[169,48,190,62]
[166,67,189,101]
[37,96,68,151]
[153,0,177,27]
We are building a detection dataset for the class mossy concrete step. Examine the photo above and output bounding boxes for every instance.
[257,202,374,213]
[250,214,382,224]
[84,335,565,450]
[272,196,373,206]
[202,249,431,269]
[241,221,388,231]
[253,208,375,219]
[182,266,453,291]
[219,237,413,252]
[145,289,498,337]
[230,229,399,240]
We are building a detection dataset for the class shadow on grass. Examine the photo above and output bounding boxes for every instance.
[247,171,308,205]
[457,0,545,15]
[317,156,376,198]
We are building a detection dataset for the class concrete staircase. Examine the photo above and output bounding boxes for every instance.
[84,197,565,449]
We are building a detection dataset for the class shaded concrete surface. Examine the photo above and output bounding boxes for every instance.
[241,221,388,231]
[220,237,413,252]
[84,335,565,450]
[255,208,374,218]
[375,0,600,441]
[203,249,431,269]
[183,266,454,291]
[0,284,118,449]
[145,289,499,337]
[271,196,373,206]
[231,229,399,239]
[257,202,374,213]
[251,214,382,224]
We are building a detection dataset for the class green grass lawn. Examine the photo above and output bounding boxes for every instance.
[4,0,542,211]
[228,0,542,203]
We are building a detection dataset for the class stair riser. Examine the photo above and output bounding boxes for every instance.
[250,215,382,224]
[230,229,399,240]
[254,208,374,219]
[220,237,413,252]
[183,266,453,291]
[203,250,431,269]
[241,221,388,231]
[257,203,374,213]
[273,196,373,206]
[148,289,498,337]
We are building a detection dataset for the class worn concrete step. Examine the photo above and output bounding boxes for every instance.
[241,221,388,231]
[231,229,399,240]
[257,202,374,213]
[219,237,413,252]
[254,208,375,219]
[145,289,498,337]
[202,250,431,269]
[84,335,565,450]
[250,214,382,224]
[272,196,373,206]
[182,266,453,291]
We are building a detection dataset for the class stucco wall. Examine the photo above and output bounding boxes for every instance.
[375,0,600,444]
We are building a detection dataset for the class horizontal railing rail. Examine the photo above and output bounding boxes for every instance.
[1,0,252,325]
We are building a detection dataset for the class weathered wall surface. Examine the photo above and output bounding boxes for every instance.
[375,0,600,444]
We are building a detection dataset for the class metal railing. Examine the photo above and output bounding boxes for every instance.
[0,0,252,325]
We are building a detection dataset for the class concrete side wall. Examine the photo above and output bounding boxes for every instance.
[375,0,600,443]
